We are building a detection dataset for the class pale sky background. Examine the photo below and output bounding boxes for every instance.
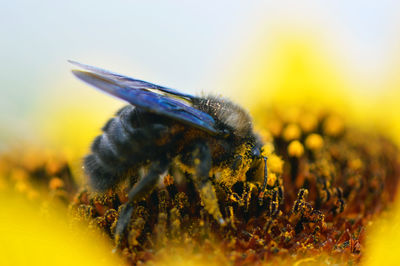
[1,0,399,145]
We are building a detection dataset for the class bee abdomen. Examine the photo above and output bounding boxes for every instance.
[84,127,131,191]
[83,154,122,191]
[84,106,170,191]
[84,115,142,191]
[102,117,140,158]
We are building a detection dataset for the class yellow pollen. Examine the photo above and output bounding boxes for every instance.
[323,115,344,136]
[283,123,302,141]
[348,158,363,171]
[49,177,64,190]
[267,154,284,174]
[261,143,275,157]
[305,134,324,151]
[267,172,277,187]
[288,140,304,158]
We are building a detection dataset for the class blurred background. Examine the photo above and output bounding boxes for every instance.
[1,0,400,158]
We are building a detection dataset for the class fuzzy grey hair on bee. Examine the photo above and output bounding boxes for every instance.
[193,96,254,138]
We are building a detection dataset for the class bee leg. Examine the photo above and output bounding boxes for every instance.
[258,156,268,203]
[191,142,225,225]
[114,158,169,249]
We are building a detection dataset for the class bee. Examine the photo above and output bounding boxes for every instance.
[69,61,268,243]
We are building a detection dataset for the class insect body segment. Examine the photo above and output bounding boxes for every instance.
[70,61,268,244]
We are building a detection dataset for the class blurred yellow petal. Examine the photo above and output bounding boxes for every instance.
[364,200,400,265]
[0,192,123,266]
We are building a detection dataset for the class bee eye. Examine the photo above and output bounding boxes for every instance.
[222,129,230,138]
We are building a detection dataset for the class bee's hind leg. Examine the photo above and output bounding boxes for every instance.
[114,158,169,250]
[190,142,225,226]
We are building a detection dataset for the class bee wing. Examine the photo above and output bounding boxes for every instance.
[70,61,218,134]
[68,60,195,99]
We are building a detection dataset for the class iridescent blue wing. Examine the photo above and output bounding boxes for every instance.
[68,60,194,99]
[70,61,218,134]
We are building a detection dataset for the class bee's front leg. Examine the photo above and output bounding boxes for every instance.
[258,156,268,203]
[114,158,169,250]
[191,142,225,225]
[261,156,268,191]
